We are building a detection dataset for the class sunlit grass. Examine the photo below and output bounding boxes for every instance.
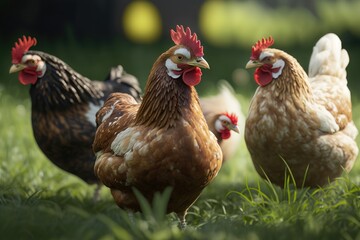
[1,86,360,239]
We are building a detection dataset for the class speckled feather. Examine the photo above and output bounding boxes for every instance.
[245,34,358,187]
[27,50,141,183]
[93,45,222,217]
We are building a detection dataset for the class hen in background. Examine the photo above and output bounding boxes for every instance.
[245,34,358,187]
[200,81,244,162]
[9,36,142,198]
[93,25,222,228]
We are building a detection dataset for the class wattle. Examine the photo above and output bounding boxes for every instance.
[182,67,202,86]
[19,69,40,85]
[221,130,231,140]
[254,65,273,87]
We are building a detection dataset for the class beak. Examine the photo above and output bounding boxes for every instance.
[9,64,26,74]
[245,60,263,69]
[228,123,240,134]
[187,57,210,69]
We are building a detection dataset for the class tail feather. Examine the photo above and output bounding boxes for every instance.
[104,65,142,102]
[217,80,245,128]
[106,65,142,93]
[308,33,349,80]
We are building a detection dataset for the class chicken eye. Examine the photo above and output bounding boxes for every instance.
[177,55,184,61]
[26,59,35,64]
[264,56,273,63]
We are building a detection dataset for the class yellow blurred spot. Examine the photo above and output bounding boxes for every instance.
[123,1,162,43]
[199,1,231,46]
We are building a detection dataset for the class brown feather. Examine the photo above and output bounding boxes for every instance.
[93,45,222,220]
[245,35,358,187]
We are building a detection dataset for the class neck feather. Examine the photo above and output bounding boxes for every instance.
[272,54,312,103]
[29,51,104,111]
[135,58,198,129]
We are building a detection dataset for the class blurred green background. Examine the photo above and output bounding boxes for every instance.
[1,1,360,238]
[1,0,360,99]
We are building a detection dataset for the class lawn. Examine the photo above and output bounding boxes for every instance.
[1,40,360,239]
[1,86,360,240]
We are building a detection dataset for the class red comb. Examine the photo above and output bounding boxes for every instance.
[251,36,274,60]
[170,25,204,57]
[11,36,37,64]
[225,112,238,125]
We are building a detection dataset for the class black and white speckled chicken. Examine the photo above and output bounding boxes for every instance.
[9,36,142,196]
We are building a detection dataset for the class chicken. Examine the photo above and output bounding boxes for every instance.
[244,34,358,187]
[93,25,222,228]
[9,36,142,195]
[200,81,244,162]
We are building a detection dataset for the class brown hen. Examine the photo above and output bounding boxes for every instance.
[245,34,358,187]
[93,25,222,227]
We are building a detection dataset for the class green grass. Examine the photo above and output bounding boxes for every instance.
[1,87,360,240]
[2,3,360,237]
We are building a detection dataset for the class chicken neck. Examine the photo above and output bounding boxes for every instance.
[269,54,313,110]
[28,51,104,112]
[135,63,198,129]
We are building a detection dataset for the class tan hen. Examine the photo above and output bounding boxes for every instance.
[245,34,358,187]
